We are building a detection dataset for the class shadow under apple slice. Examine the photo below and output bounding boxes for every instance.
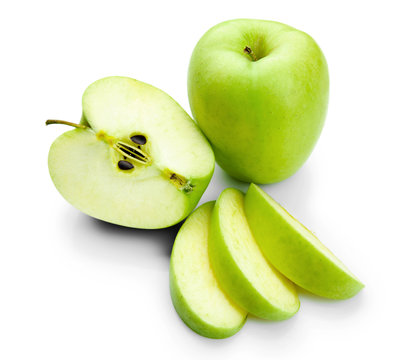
[296,285,366,321]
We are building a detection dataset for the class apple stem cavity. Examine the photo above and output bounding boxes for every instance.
[243,46,257,62]
[46,119,88,129]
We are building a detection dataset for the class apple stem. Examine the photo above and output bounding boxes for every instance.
[45,119,88,129]
[244,46,257,61]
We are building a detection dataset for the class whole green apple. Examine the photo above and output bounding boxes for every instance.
[188,19,329,183]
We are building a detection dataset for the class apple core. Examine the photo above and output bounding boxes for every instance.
[46,119,195,191]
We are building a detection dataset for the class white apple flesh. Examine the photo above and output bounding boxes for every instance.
[47,77,215,229]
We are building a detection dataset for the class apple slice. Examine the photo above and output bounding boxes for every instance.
[209,188,300,320]
[47,76,214,229]
[244,183,364,299]
[170,202,247,338]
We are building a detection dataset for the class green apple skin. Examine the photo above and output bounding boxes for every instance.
[188,19,329,184]
[48,77,215,229]
[244,184,364,299]
[170,202,247,339]
[209,188,300,320]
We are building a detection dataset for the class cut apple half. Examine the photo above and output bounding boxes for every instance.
[47,77,215,229]
[170,202,247,338]
[209,188,300,320]
[244,183,364,299]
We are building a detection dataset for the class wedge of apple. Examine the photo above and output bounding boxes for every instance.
[209,188,300,320]
[244,183,364,299]
[170,202,247,338]
[47,76,215,229]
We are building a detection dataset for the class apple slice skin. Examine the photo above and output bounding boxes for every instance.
[188,19,329,184]
[244,183,364,299]
[170,202,247,339]
[209,188,300,320]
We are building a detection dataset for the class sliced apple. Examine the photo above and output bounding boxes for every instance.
[244,183,364,299]
[209,188,300,320]
[47,76,215,229]
[170,202,247,338]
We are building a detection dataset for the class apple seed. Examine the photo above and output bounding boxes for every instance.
[118,160,134,170]
[130,135,147,145]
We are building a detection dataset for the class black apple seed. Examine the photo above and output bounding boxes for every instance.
[130,135,147,145]
[118,160,134,170]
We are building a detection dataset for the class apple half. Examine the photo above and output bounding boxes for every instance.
[209,188,300,320]
[47,77,215,229]
[170,202,247,338]
[244,183,364,299]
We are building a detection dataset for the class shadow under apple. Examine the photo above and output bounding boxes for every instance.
[64,207,180,272]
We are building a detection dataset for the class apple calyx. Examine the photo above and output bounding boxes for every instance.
[46,119,152,166]
[164,170,194,193]
[243,46,257,61]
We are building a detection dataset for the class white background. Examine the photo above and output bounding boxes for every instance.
[1,0,401,359]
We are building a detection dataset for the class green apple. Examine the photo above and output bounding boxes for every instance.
[209,188,300,320]
[47,76,215,229]
[244,183,364,299]
[170,201,247,338]
[188,19,329,184]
